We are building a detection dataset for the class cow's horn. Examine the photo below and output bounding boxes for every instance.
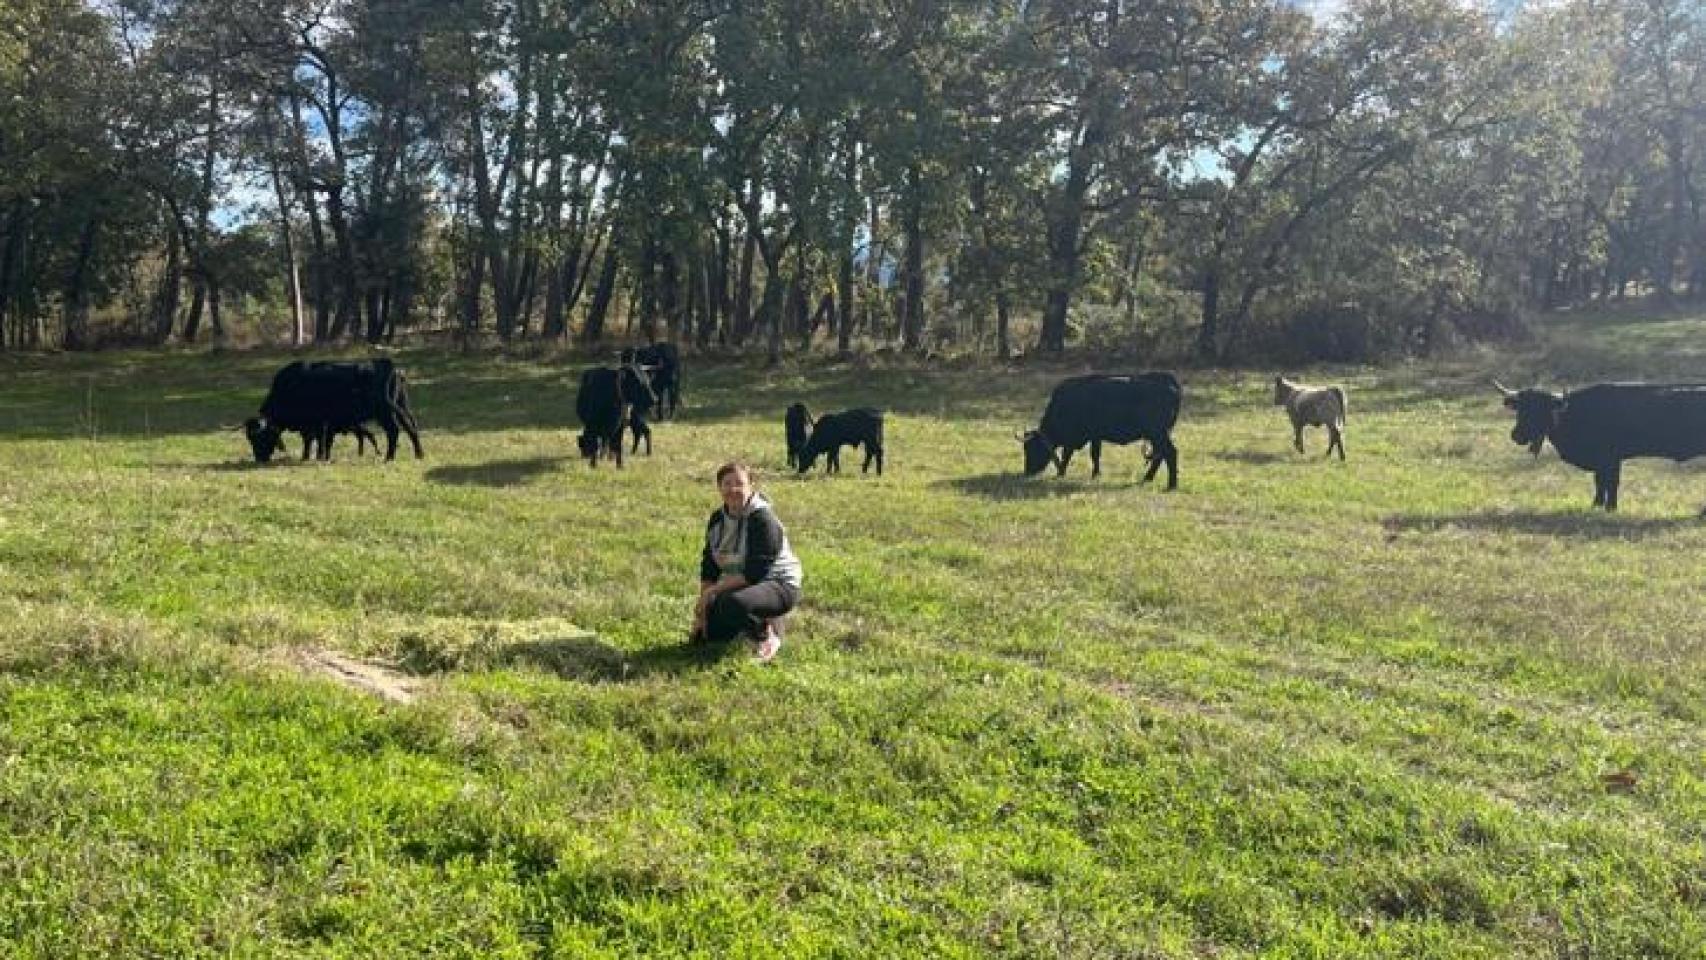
[1491,379,1516,398]
[1013,429,1027,442]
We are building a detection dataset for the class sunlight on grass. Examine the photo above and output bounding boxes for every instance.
[5,316,1706,956]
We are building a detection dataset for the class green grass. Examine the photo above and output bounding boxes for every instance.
[4,313,1706,957]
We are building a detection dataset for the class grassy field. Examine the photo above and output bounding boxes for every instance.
[4,310,1706,957]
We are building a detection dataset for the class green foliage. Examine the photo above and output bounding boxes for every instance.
[4,0,1706,361]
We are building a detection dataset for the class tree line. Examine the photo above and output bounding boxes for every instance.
[2,0,1702,360]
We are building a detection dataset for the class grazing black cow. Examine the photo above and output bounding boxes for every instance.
[244,359,424,464]
[797,408,884,475]
[575,364,657,467]
[1497,380,1706,511]
[785,403,813,470]
[1020,373,1181,487]
[619,342,682,418]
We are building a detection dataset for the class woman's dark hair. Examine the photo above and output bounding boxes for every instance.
[715,461,754,484]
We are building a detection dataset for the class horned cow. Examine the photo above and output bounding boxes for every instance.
[1498,380,1706,511]
[1020,373,1182,488]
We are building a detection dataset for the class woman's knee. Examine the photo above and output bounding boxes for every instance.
[708,591,747,621]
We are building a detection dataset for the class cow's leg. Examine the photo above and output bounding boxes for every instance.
[829,448,841,473]
[300,430,315,460]
[1591,471,1606,508]
[613,428,625,468]
[873,443,883,475]
[1158,436,1179,490]
[1293,422,1306,454]
[1603,462,1621,511]
[1141,437,1162,483]
[322,429,337,461]
[1090,439,1103,478]
[1329,426,1345,461]
[1142,434,1178,489]
[1056,446,1076,477]
[395,411,425,459]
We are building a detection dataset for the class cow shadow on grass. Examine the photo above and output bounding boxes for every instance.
[201,457,322,472]
[425,456,568,488]
[1212,450,1292,465]
[1385,509,1704,541]
[945,472,1159,501]
[493,635,745,682]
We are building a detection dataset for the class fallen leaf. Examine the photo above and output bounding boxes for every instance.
[1600,769,1638,792]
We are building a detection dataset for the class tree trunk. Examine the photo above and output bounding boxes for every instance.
[762,259,784,365]
[790,242,810,350]
[0,202,25,346]
[1038,145,1092,354]
[61,214,99,350]
[659,245,679,342]
[364,287,385,343]
[150,211,181,344]
[461,246,486,336]
[1197,264,1223,359]
[183,280,207,342]
[581,240,619,343]
[697,249,717,347]
[838,123,859,356]
[637,233,658,341]
[323,186,360,339]
[733,222,757,345]
[209,281,224,343]
[265,127,305,346]
[902,163,925,351]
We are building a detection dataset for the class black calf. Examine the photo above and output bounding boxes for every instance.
[798,408,884,475]
[785,403,813,470]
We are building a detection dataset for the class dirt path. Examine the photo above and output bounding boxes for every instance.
[293,648,423,704]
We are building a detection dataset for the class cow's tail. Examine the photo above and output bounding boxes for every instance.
[386,367,423,435]
[1330,386,1347,427]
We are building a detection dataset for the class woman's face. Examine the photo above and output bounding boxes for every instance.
[719,469,753,513]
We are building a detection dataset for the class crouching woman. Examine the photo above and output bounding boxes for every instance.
[692,461,803,661]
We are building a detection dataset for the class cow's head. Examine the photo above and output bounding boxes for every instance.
[244,417,284,463]
[785,404,813,454]
[1495,381,1562,456]
[1018,429,1058,477]
[1273,376,1293,406]
[577,431,602,462]
[795,436,821,474]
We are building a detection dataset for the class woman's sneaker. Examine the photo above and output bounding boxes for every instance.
[753,623,782,663]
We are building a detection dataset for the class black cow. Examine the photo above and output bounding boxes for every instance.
[1497,380,1706,511]
[244,359,424,464]
[785,403,813,470]
[619,342,682,418]
[575,364,657,467]
[1020,373,1181,488]
[798,408,884,475]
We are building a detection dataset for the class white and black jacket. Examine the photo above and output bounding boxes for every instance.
[699,492,803,589]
